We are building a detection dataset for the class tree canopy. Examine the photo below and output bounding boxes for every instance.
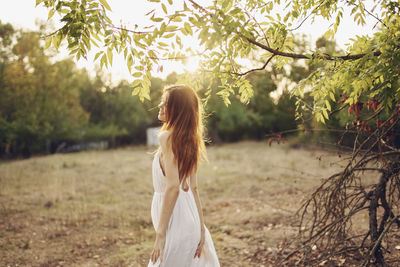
[37,0,399,123]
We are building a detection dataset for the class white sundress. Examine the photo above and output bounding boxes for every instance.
[148,150,220,267]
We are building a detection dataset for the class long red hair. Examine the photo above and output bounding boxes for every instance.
[159,85,207,189]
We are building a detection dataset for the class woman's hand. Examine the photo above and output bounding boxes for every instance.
[151,232,166,264]
[194,228,205,258]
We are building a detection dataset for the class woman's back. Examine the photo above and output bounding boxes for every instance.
[152,150,190,193]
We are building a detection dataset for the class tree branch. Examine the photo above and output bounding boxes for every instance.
[244,36,382,60]
[362,215,400,267]
[241,6,270,47]
[110,25,152,34]
[232,54,275,76]
[188,0,382,61]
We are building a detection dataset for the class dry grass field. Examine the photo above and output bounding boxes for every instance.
[0,140,383,266]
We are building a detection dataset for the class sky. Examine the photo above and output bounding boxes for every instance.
[1,0,380,85]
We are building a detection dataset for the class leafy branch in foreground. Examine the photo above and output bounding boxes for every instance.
[37,0,399,123]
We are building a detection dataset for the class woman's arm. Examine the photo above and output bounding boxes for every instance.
[190,170,206,258]
[151,132,180,264]
[190,171,205,232]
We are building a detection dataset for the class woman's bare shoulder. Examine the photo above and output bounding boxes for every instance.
[158,130,172,152]
[158,129,170,138]
[158,130,171,140]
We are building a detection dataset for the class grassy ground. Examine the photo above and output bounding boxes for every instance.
[0,140,392,266]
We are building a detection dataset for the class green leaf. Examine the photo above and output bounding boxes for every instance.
[172,16,182,22]
[100,53,107,68]
[36,0,45,6]
[99,0,112,11]
[107,48,113,65]
[322,108,329,120]
[222,0,233,13]
[135,65,144,71]
[325,100,331,111]
[329,92,335,102]
[148,50,157,59]
[184,22,192,35]
[162,3,167,14]
[44,37,52,49]
[132,86,142,96]
[166,25,178,32]
[183,1,189,11]
[158,42,168,47]
[48,9,55,20]
[91,38,100,48]
[151,16,163,22]
[142,85,151,100]
[132,72,142,78]
[94,51,103,61]
[52,35,61,49]
[320,114,325,124]
[92,31,102,42]
[127,55,133,72]
[82,36,91,50]
[124,48,128,59]
[163,32,175,38]
[222,95,231,106]
[160,23,167,34]
[131,79,142,87]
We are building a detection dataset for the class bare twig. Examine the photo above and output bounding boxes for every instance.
[232,55,275,76]
[345,0,387,28]
[288,0,327,31]
[362,215,400,267]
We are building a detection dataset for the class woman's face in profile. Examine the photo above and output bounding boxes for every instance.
[158,92,168,122]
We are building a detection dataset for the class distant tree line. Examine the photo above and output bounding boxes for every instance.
[1,21,350,158]
[0,21,155,157]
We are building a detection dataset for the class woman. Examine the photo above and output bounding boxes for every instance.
[148,85,220,267]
